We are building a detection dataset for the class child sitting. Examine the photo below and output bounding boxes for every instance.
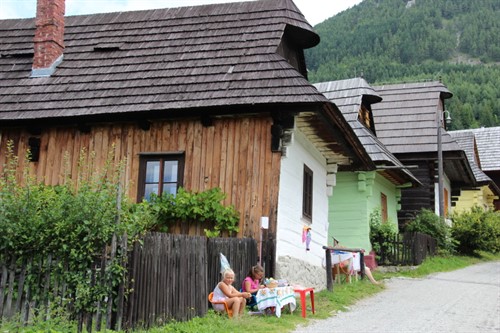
[241,265,265,308]
[212,268,251,318]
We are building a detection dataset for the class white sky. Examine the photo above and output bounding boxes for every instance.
[0,0,362,26]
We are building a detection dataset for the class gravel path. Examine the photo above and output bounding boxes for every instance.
[292,261,500,333]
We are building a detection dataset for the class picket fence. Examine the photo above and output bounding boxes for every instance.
[0,233,259,332]
[374,232,437,266]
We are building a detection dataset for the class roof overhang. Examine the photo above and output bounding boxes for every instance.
[295,102,374,170]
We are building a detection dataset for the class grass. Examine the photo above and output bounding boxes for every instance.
[2,252,499,333]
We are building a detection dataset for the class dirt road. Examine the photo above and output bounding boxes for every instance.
[292,261,500,333]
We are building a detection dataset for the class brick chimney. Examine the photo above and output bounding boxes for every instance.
[31,0,65,77]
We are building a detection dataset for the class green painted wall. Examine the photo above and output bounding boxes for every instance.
[368,173,400,226]
[328,171,400,252]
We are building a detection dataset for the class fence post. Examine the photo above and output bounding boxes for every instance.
[0,259,7,319]
[115,233,128,331]
[359,251,365,280]
[5,255,16,319]
[323,247,333,292]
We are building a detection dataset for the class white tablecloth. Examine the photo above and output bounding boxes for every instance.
[331,250,361,271]
[255,286,296,317]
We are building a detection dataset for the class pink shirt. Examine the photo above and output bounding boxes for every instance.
[242,276,259,292]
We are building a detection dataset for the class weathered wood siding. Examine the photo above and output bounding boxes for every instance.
[397,160,435,226]
[0,115,281,239]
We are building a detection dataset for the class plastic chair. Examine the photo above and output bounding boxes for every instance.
[208,292,233,318]
[293,287,315,318]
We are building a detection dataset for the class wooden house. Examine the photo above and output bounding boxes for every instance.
[0,0,371,286]
[371,81,476,226]
[449,128,500,211]
[315,78,421,252]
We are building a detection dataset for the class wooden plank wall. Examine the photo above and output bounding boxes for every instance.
[0,115,281,240]
[397,160,435,227]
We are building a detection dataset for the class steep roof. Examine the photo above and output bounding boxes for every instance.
[315,78,381,122]
[315,78,420,186]
[449,131,499,194]
[451,127,500,172]
[0,0,327,124]
[370,81,475,186]
[371,81,459,154]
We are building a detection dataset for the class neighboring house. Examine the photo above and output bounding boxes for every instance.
[371,81,476,227]
[450,128,500,211]
[0,0,371,289]
[315,78,421,252]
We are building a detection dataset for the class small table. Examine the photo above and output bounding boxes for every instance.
[255,286,296,317]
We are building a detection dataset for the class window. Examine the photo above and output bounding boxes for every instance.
[137,153,184,201]
[381,193,388,223]
[303,165,313,220]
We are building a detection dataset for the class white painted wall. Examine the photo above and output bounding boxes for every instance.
[276,128,329,270]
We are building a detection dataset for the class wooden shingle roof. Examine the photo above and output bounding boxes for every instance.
[371,81,476,186]
[0,0,328,124]
[449,131,499,194]
[371,81,459,154]
[452,127,500,172]
[315,78,420,186]
[315,78,381,122]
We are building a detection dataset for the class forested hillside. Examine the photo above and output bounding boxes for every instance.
[305,0,500,130]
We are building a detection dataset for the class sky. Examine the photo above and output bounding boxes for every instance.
[0,0,363,26]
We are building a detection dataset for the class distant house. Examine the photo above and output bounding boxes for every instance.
[0,0,370,289]
[449,128,500,211]
[371,81,476,226]
[468,126,500,210]
[315,78,420,252]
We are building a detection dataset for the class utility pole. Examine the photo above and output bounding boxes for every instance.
[437,118,444,219]
[437,110,451,219]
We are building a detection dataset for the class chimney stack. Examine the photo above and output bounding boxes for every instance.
[31,0,65,77]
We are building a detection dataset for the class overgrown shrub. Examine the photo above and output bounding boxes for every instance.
[148,187,240,237]
[0,142,155,317]
[369,207,398,263]
[451,206,500,255]
[405,208,455,253]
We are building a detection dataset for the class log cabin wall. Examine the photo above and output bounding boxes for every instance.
[397,159,435,228]
[0,114,281,239]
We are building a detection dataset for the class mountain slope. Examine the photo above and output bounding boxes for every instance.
[305,0,500,130]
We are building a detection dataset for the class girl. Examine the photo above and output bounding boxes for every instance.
[212,268,251,318]
[242,265,265,294]
[242,265,265,308]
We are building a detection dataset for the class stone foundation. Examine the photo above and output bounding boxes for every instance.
[275,255,326,291]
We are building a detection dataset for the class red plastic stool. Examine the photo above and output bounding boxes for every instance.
[293,287,315,318]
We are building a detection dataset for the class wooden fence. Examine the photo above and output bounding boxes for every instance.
[0,236,129,332]
[125,233,258,329]
[0,233,260,331]
[374,232,437,266]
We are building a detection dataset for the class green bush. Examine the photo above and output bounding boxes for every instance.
[148,187,240,237]
[369,207,398,262]
[0,142,154,317]
[405,208,454,253]
[451,207,500,255]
